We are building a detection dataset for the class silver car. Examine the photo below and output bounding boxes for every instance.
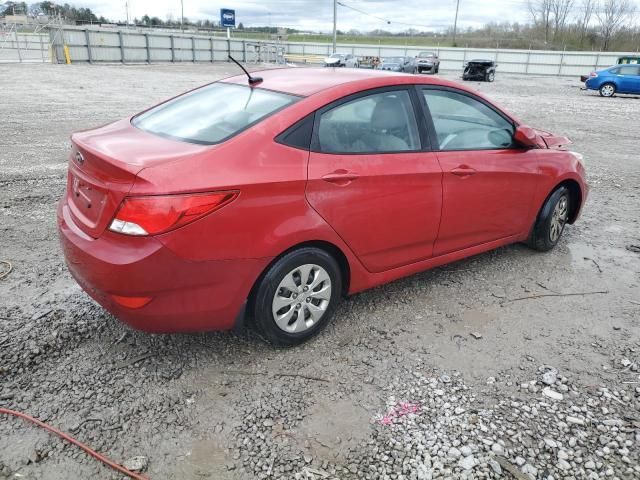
[415,51,440,74]
[324,53,359,68]
[378,56,416,73]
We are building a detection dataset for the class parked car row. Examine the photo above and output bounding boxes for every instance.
[324,52,497,82]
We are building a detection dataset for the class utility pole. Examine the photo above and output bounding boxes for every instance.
[125,1,130,26]
[332,0,337,53]
[181,0,184,32]
[452,0,460,47]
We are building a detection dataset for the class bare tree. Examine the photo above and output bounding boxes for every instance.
[597,0,637,50]
[551,0,575,41]
[528,0,554,42]
[576,0,596,46]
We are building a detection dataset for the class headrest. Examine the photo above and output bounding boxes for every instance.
[371,96,407,130]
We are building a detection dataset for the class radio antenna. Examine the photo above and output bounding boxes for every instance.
[228,55,263,85]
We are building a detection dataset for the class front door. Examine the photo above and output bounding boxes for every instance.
[419,87,541,256]
[306,88,443,273]
[616,65,640,93]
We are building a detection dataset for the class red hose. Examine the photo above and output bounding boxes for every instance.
[0,407,150,480]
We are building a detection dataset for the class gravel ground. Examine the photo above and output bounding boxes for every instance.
[0,63,639,480]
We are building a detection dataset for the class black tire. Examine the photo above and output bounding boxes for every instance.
[599,83,616,97]
[527,186,571,252]
[486,71,495,82]
[253,247,343,346]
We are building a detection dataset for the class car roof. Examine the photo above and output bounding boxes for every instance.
[223,67,452,97]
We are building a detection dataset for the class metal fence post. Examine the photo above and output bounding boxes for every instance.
[118,30,124,63]
[15,31,22,62]
[595,52,600,70]
[145,34,151,63]
[191,36,196,62]
[525,47,531,74]
[118,31,125,63]
[210,37,214,62]
[85,29,92,63]
[242,40,246,62]
[40,31,45,62]
[226,37,231,60]
[170,35,175,62]
[558,46,565,76]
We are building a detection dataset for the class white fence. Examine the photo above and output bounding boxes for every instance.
[0,31,48,62]
[17,25,636,76]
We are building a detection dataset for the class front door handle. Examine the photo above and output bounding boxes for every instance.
[451,165,477,177]
[322,170,360,185]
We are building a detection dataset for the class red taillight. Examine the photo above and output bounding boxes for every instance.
[109,191,239,236]
[589,71,598,77]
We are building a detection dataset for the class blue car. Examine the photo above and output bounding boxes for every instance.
[585,64,640,97]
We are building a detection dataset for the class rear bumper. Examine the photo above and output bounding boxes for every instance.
[57,200,270,333]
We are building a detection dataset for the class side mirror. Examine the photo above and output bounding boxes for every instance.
[513,125,544,148]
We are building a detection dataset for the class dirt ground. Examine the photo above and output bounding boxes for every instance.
[0,63,639,480]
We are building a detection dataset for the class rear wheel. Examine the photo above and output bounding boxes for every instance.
[527,186,570,252]
[253,248,342,346]
[599,83,616,97]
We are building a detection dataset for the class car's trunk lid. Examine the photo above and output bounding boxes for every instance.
[66,119,207,238]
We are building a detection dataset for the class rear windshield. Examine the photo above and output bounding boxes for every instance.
[132,83,298,145]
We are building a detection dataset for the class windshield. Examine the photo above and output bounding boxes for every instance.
[418,52,434,57]
[133,83,297,145]
[329,54,343,58]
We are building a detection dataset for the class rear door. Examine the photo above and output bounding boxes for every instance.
[418,86,541,256]
[305,87,443,273]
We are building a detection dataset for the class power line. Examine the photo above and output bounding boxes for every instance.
[336,1,450,30]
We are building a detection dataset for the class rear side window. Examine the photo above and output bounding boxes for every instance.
[133,83,297,145]
[316,90,420,154]
[618,65,640,76]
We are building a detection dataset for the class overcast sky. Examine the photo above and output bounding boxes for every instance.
[72,0,538,32]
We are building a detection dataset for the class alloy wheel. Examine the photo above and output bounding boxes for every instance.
[272,264,332,333]
[601,84,615,97]
[549,196,568,242]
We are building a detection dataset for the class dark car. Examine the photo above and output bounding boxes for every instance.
[462,59,497,82]
[378,56,415,73]
[415,51,439,74]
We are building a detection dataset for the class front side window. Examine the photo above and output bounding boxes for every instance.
[317,90,420,154]
[133,83,297,145]
[422,89,514,151]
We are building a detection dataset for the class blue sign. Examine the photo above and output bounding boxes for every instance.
[220,8,236,28]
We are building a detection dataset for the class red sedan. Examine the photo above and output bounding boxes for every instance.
[57,67,588,345]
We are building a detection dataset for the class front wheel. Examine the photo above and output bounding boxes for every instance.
[253,248,343,346]
[486,71,495,82]
[599,83,616,97]
[527,186,570,252]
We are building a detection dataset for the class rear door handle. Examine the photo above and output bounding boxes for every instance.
[322,170,360,185]
[451,166,477,177]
